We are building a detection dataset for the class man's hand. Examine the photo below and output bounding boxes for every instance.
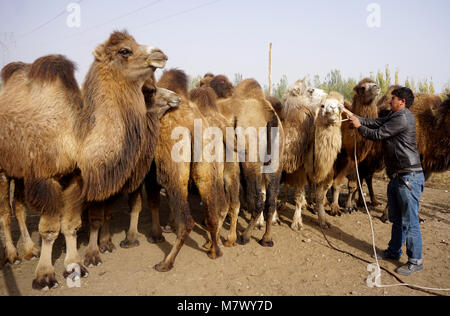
[349,115,361,129]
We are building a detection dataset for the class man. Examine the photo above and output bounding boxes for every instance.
[348,87,425,276]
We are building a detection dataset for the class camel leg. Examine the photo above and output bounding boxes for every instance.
[344,173,358,213]
[315,177,333,229]
[238,165,264,245]
[120,187,144,249]
[192,162,225,260]
[99,199,115,253]
[146,183,165,244]
[259,172,282,247]
[223,163,240,247]
[0,175,20,265]
[330,174,345,216]
[291,170,307,231]
[154,186,194,272]
[278,184,289,210]
[32,214,60,290]
[60,176,88,285]
[84,203,104,267]
[255,185,266,230]
[366,175,381,207]
[11,180,39,261]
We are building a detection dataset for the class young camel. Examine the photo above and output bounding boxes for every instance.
[208,75,285,247]
[0,31,169,290]
[284,92,345,229]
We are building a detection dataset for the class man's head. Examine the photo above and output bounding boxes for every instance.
[391,87,414,112]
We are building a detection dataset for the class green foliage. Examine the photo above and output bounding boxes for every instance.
[314,69,356,102]
[273,75,288,100]
[233,73,243,86]
[188,75,202,91]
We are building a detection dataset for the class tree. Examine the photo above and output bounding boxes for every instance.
[233,73,243,86]
[189,74,202,91]
[273,75,288,100]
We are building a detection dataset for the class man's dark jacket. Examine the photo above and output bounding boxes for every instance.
[356,108,422,176]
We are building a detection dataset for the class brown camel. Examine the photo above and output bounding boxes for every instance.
[330,78,380,216]
[117,69,228,272]
[208,75,285,247]
[189,86,241,247]
[0,31,170,290]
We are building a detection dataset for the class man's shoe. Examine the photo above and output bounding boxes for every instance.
[396,262,424,276]
[372,250,401,261]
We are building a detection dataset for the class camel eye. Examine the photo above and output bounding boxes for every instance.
[119,48,132,57]
[321,104,325,108]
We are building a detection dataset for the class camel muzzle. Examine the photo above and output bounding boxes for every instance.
[145,47,168,68]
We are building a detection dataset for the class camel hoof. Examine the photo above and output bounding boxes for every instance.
[32,273,59,291]
[380,215,388,223]
[120,238,140,249]
[3,248,21,266]
[237,235,251,245]
[208,248,223,260]
[154,262,173,273]
[24,250,40,261]
[147,235,165,244]
[162,225,174,233]
[319,221,331,230]
[329,205,341,217]
[84,251,102,268]
[223,239,237,247]
[258,239,274,247]
[290,221,304,232]
[99,240,116,254]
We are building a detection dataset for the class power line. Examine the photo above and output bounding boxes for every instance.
[134,0,221,30]
[19,0,84,39]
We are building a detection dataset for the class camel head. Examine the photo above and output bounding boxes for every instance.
[306,87,328,108]
[285,78,308,98]
[210,75,234,99]
[319,92,345,125]
[93,31,168,83]
[199,73,214,88]
[143,79,181,119]
[354,78,380,105]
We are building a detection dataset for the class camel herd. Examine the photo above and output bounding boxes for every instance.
[0,31,449,291]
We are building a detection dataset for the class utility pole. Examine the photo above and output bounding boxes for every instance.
[268,42,272,96]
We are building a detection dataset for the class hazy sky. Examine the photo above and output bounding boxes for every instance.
[1,0,449,91]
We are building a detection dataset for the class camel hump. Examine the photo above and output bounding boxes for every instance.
[234,79,265,101]
[189,87,218,113]
[210,75,234,99]
[158,69,189,98]
[1,62,29,84]
[28,55,79,91]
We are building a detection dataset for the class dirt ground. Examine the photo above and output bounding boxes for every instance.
[0,171,449,297]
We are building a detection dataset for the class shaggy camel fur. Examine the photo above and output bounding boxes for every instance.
[0,31,169,290]
[283,92,345,229]
[283,78,328,117]
[130,69,228,272]
[330,78,380,216]
[208,75,285,247]
[83,82,181,268]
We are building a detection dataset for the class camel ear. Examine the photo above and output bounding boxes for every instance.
[93,44,106,61]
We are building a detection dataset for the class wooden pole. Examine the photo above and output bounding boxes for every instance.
[269,42,272,96]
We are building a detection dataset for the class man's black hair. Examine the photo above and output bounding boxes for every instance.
[392,87,415,108]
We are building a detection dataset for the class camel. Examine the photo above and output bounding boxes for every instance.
[261,80,327,230]
[281,92,345,229]
[123,69,228,272]
[330,78,380,216]
[189,86,241,247]
[208,75,285,247]
[0,31,171,290]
